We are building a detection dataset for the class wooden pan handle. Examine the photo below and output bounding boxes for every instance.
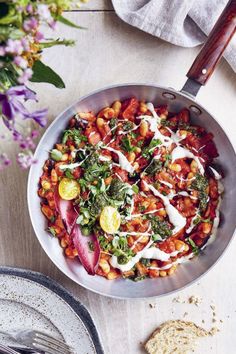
[187,0,236,85]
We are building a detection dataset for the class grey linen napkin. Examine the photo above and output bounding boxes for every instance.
[112,0,236,72]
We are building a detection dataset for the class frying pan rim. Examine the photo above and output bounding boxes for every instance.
[27,82,236,299]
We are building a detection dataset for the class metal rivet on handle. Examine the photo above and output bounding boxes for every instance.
[202,68,207,74]
[189,105,202,115]
[162,92,176,100]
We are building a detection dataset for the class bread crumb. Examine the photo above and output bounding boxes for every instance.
[149,303,156,309]
[188,295,202,306]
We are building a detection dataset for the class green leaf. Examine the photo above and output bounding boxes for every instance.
[0,25,24,41]
[30,60,65,89]
[57,15,86,29]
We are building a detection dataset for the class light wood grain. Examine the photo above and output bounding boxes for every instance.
[0,8,236,354]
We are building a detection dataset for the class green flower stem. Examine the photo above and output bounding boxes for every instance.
[38,39,75,49]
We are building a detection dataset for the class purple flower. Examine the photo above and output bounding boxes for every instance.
[0,86,48,127]
[21,38,30,51]
[0,153,11,170]
[0,46,5,56]
[26,4,33,14]
[18,68,33,84]
[5,39,24,55]
[23,17,38,32]
[17,151,37,169]
[14,56,28,69]
[35,31,44,42]
[37,4,52,21]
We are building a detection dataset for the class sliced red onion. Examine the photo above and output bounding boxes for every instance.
[54,187,78,234]
[71,223,100,275]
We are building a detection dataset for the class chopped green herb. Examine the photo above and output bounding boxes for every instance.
[107,179,130,201]
[48,227,56,237]
[148,215,172,239]
[187,238,200,255]
[112,237,135,264]
[121,136,135,152]
[123,121,133,131]
[145,159,163,176]
[132,184,139,194]
[141,258,151,267]
[62,128,87,145]
[81,226,90,236]
[164,154,172,167]
[152,234,163,242]
[142,139,162,159]
[133,275,147,282]
[191,174,209,211]
[110,118,117,134]
[65,169,74,179]
[193,216,201,225]
[98,236,112,252]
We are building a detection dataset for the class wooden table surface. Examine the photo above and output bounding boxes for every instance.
[1,1,236,353]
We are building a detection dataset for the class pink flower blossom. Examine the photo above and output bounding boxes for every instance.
[0,153,11,170]
[17,151,37,169]
[26,4,33,14]
[35,31,44,42]
[18,68,33,84]
[5,39,24,55]
[0,46,5,56]
[14,56,28,69]
[21,38,30,51]
[37,4,52,21]
[23,17,38,32]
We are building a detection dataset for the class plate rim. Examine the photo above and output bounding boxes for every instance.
[0,266,104,354]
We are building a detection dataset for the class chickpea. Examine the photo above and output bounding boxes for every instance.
[168,265,177,276]
[99,259,110,274]
[202,222,212,234]
[159,270,167,277]
[60,238,68,248]
[134,147,141,153]
[41,180,51,190]
[61,153,69,162]
[127,151,136,163]
[96,117,105,128]
[133,162,139,170]
[157,209,167,217]
[175,240,185,251]
[112,101,122,117]
[169,163,182,172]
[51,169,58,183]
[140,121,149,137]
[140,101,148,114]
[107,271,119,280]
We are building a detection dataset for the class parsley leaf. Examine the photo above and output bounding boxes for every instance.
[191,174,209,212]
[142,139,162,158]
[148,215,172,240]
[121,136,135,152]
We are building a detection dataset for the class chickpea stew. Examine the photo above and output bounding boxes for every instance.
[38,98,223,281]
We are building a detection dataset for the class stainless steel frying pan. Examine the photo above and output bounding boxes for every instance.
[28,0,236,298]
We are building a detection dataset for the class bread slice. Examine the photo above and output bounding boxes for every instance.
[145,320,216,354]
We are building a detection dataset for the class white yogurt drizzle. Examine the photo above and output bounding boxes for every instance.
[171,146,205,175]
[101,146,135,174]
[110,241,186,272]
[143,181,186,234]
[149,252,194,271]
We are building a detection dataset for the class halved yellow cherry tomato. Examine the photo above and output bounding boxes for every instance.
[58,178,80,200]
[100,206,121,234]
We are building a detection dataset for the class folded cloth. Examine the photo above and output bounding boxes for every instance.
[112,0,236,72]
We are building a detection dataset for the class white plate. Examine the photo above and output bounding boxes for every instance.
[0,267,104,354]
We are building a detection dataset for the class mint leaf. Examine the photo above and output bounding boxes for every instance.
[30,60,65,88]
